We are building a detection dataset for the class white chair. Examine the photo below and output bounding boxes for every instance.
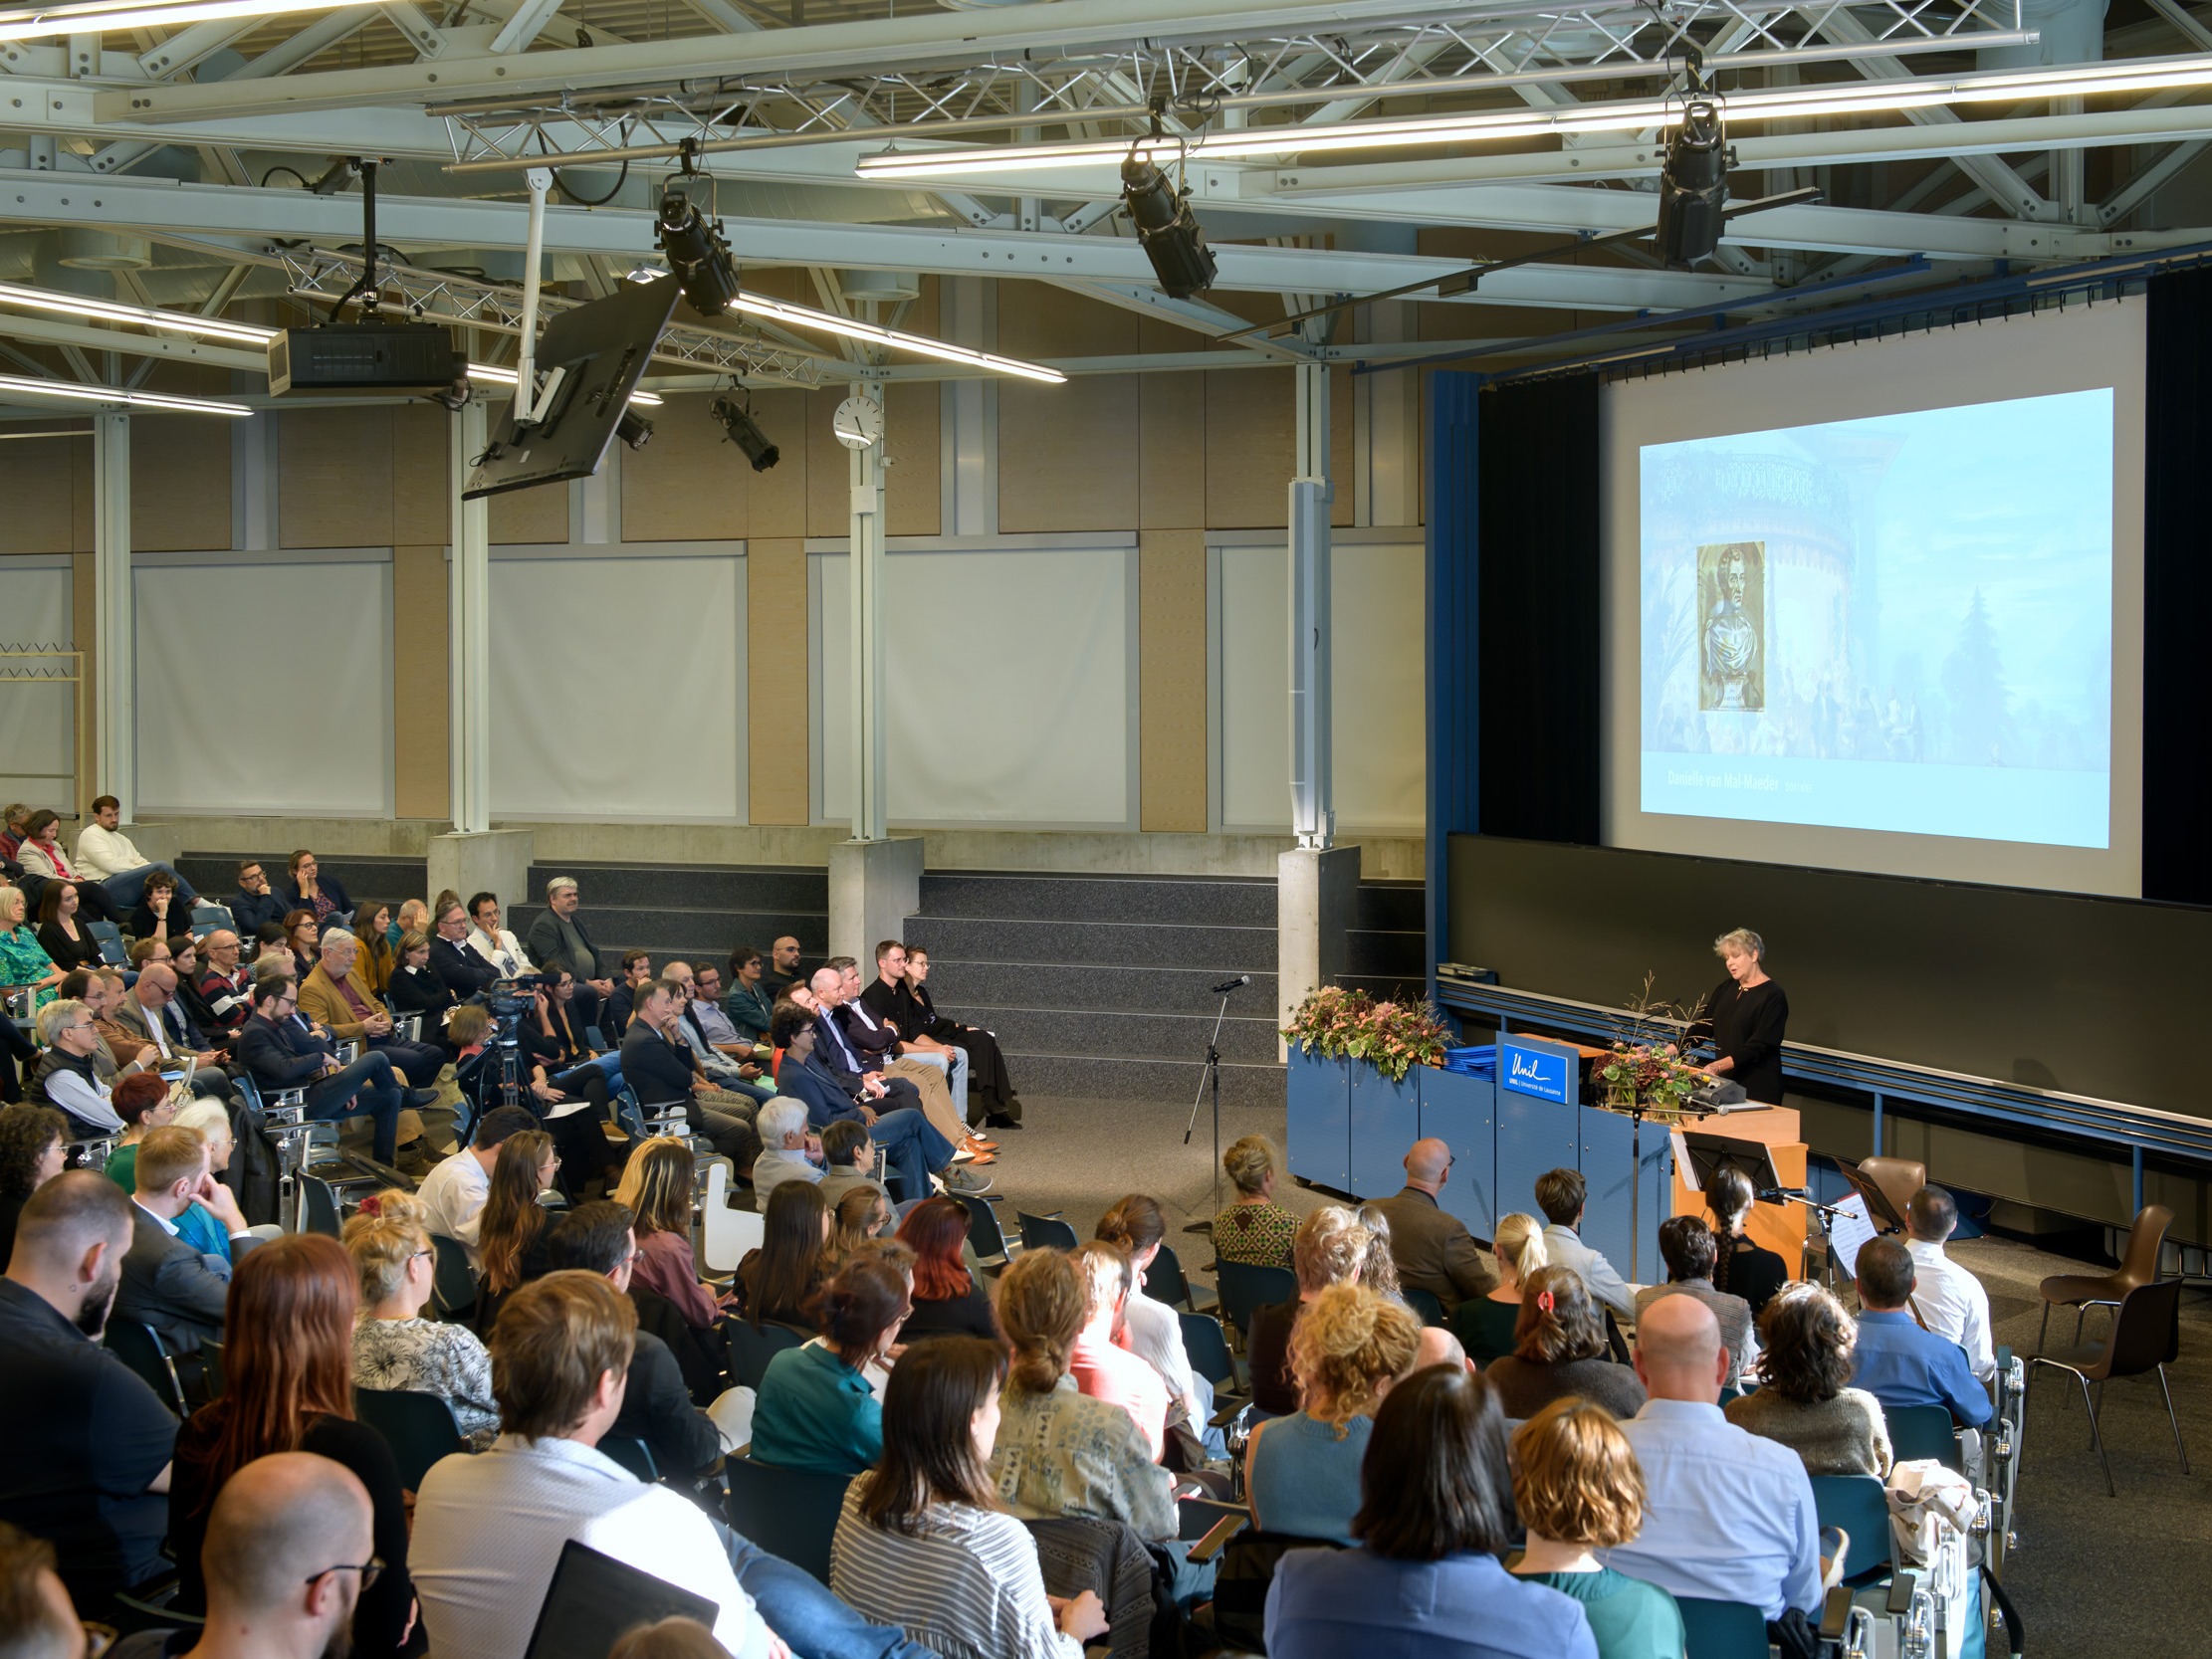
[702,1161,766,1273]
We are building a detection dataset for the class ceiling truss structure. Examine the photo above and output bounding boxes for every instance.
[3,0,2212,410]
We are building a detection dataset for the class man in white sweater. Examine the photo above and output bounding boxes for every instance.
[74,796,197,910]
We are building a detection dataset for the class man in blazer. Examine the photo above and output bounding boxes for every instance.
[427,899,500,1000]
[1368,1138,1499,1315]
[297,930,446,1089]
[523,875,615,1028]
[110,962,232,1101]
[235,975,411,1167]
[115,1126,258,1367]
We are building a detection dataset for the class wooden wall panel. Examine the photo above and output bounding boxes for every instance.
[746,387,812,539]
[1139,321,1208,530]
[621,392,744,542]
[885,380,941,537]
[748,538,809,824]
[279,407,394,547]
[392,406,450,547]
[998,374,1140,532]
[1139,528,1208,832]
[0,435,87,553]
[804,388,847,538]
[490,476,568,544]
[391,543,449,818]
[1205,367,1297,528]
[127,415,233,552]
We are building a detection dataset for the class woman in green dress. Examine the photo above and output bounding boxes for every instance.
[0,885,65,1010]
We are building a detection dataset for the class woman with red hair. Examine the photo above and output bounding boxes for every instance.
[895,1194,998,1343]
[168,1232,414,1652]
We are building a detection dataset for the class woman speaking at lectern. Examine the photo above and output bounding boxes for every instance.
[1698,928,1788,1106]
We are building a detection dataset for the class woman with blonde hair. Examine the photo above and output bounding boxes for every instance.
[1245,1283,1421,1544]
[1509,1397,1685,1659]
[611,1137,727,1332]
[824,1184,895,1277]
[1212,1134,1298,1268]
[1247,1204,1369,1416]
[1483,1264,1647,1420]
[342,1190,500,1448]
[1354,1203,1406,1304]
[1450,1211,1549,1364]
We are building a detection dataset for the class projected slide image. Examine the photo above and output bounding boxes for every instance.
[1639,388,2114,849]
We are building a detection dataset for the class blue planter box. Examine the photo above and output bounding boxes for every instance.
[1419,1066,1497,1241]
[1348,1064,1422,1198]
[1285,1048,1350,1190]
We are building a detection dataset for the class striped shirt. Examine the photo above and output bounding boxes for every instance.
[829,1484,1080,1659]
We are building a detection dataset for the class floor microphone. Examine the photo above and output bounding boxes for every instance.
[1211,975,1252,993]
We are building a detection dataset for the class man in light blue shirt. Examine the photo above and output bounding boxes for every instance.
[1597,1295,1823,1621]
[1536,1166,1638,1320]
[1850,1236,1991,1427]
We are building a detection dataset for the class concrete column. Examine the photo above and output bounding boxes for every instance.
[828,835,925,968]
[940,277,998,537]
[1358,305,1422,527]
[427,826,536,928]
[848,377,889,844]
[1288,361,1334,850]
[91,412,133,821]
[448,398,492,835]
[1277,845,1359,1059]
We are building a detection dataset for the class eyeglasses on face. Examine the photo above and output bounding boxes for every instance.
[305,1556,382,1590]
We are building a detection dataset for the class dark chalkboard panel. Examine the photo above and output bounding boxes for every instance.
[1447,835,2212,1118]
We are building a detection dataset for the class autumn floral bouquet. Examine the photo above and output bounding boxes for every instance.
[1595,971,1706,1120]
[1283,985,1454,1083]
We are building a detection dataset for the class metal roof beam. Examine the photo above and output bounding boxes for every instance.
[0,311,265,370]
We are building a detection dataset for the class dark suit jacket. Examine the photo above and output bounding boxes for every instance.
[236,1011,336,1090]
[111,997,218,1070]
[115,1203,252,1354]
[429,936,499,999]
[280,875,352,920]
[525,909,603,982]
[778,1051,867,1133]
[229,889,289,936]
[618,1329,722,1478]
[1370,1185,1498,1312]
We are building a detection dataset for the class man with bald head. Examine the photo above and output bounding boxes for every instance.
[1597,1294,1821,1621]
[1367,1138,1497,1315]
[183,1451,374,1659]
[1413,1324,1476,1376]
[760,934,805,999]
[805,966,926,1119]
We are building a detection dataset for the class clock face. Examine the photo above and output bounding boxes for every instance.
[833,395,884,450]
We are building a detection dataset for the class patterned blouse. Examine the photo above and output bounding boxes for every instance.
[351,1315,502,1449]
[0,926,59,1010]
[989,1375,1177,1544]
[1212,1200,1300,1268]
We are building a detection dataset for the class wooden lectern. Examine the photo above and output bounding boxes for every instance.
[1670,1106,1809,1268]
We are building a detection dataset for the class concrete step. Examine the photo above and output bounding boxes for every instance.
[938,1003,1283,1065]
[920,960,1280,1018]
[177,852,428,909]
[1007,1051,1285,1108]
[1355,881,1425,931]
[523,862,826,916]
[917,871,1276,928]
[510,903,827,963]
[903,915,1277,972]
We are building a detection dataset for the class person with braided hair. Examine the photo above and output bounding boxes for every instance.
[1704,1163,1789,1319]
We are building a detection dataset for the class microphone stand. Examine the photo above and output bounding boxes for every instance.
[1761,1186,1853,1290]
[1185,989,1238,1197]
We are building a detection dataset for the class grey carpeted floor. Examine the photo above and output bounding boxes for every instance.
[982,1093,2212,1658]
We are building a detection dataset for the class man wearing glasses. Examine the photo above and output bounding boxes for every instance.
[235,977,410,1168]
[227,861,289,938]
[187,1450,378,1659]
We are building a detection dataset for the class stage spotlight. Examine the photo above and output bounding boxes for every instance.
[1120,151,1217,300]
[1654,99,1729,269]
[711,395,778,472]
[615,408,655,450]
[655,188,742,318]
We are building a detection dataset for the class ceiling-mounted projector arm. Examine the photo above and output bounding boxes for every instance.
[514,165,554,427]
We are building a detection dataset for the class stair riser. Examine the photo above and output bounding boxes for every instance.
[511,904,828,961]
[904,916,1277,972]
[919,873,1276,927]
[939,1004,1282,1065]
[524,864,826,915]
[918,960,1282,1017]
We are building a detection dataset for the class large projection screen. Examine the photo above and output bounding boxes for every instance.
[1600,301,2146,897]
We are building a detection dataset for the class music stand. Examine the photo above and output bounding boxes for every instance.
[1832,1154,1910,1235]
[1676,1128,1786,1199]
[523,1540,719,1659]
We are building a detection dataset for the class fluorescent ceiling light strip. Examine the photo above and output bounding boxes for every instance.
[855,53,2212,176]
[0,0,337,42]
[0,373,251,416]
[727,294,1066,383]
[465,361,663,406]
[0,281,278,343]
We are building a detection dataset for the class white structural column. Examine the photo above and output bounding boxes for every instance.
[940,277,998,536]
[91,412,133,820]
[448,398,492,834]
[1288,360,1334,849]
[848,376,889,844]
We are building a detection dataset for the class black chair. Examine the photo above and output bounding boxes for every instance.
[1179,1309,1238,1390]
[725,1459,854,1586]
[106,1321,189,1417]
[1143,1243,1215,1314]
[300,1172,342,1238]
[1674,1596,1770,1658]
[1403,1285,1446,1327]
[1886,1403,1966,1474]
[600,1434,659,1482]
[1017,1209,1081,1252]
[1810,1474,1897,1588]
[354,1387,470,1489]
[956,1190,1014,1269]
[428,1233,478,1323]
[2030,1275,2189,1497]
[726,1317,807,1390]
[1214,1260,1296,1336]
[1209,1530,1340,1655]
[202,1340,226,1400]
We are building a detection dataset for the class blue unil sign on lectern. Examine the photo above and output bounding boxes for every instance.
[1499,1037,1573,1105]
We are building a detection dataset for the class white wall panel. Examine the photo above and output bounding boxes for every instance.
[817,545,1133,827]
[136,557,392,815]
[489,552,746,821]
[1217,539,1427,833]
[0,558,76,805]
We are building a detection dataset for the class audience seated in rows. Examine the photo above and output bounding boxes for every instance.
[1726,1282,1893,1478]
[350,901,397,995]
[1450,1210,1548,1364]
[298,928,445,1090]
[236,975,409,1168]
[1068,1240,1172,1462]
[1481,1263,1649,1422]
[386,929,457,1033]
[475,1128,556,1327]
[823,1188,895,1279]
[167,1233,413,1653]
[117,1124,259,1365]
[285,911,324,983]
[195,930,254,1034]
[76,798,198,912]
[342,1192,501,1449]
[26,998,122,1135]
[14,814,123,926]
[100,1071,179,1194]
[1213,1133,1299,1268]
[1536,1167,1638,1321]
[279,850,349,927]
[831,1334,1107,1659]
[623,977,761,1173]
[0,1173,177,1610]
[0,1102,67,1263]
[772,1002,980,1202]
[1354,1202,1406,1303]
[1246,1282,1422,1546]
[1265,1364,1598,1659]
[1905,1185,1997,1383]
[1704,1164,1791,1319]
[465,892,535,979]
[753,1097,824,1203]
[454,1003,619,1196]
[895,1194,998,1344]
[127,870,195,947]
[1597,1295,1823,1622]
[868,939,1022,1128]
[1368,1137,1498,1314]
[1248,1205,1369,1416]
[832,954,973,1150]
[0,884,68,1008]
[753,1252,912,1476]
[524,876,617,1029]
[113,961,233,1102]
[1634,1214,1755,1375]
[414,1104,537,1272]
[1508,1398,1688,1659]
[226,860,288,938]
[1851,1235,1992,1428]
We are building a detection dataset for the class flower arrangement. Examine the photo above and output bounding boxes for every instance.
[1594,971,1707,1120]
[1282,985,1454,1083]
